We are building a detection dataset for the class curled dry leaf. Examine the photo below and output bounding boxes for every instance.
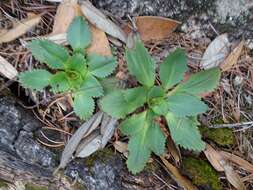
[0,55,18,79]
[220,40,244,71]
[52,0,80,34]
[113,141,128,157]
[220,151,253,173]
[0,13,41,44]
[160,157,198,190]
[204,144,246,190]
[201,34,230,69]
[55,112,103,174]
[80,1,127,43]
[124,16,180,42]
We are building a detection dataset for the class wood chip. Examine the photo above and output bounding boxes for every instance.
[80,1,127,43]
[201,34,230,69]
[160,156,198,190]
[220,40,244,71]
[0,55,18,79]
[0,13,41,44]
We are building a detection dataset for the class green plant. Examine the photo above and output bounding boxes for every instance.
[19,16,116,119]
[100,40,221,174]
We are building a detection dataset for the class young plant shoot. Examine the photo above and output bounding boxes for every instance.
[100,40,221,174]
[19,16,116,119]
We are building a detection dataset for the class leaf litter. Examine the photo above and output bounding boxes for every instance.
[1,0,253,189]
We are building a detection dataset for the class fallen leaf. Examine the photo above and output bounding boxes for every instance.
[220,41,244,71]
[75,131,102,158]
[204,144,246,190]
[113,141,128,157]
[52,0,81,34]
[87,26,112,56]
[167,135,181,165]
[204,144,224,172]
[160,156,198,190]
[80,1,127,43]
[220,151,253,173]
[55,112,103,173]
[201,34,230,69]
[0,55,18,79]
[221,160,246,190]
[0,13,41,44]
[124,16,180,42]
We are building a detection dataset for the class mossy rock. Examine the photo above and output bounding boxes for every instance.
[0,179,8,188]
[182,157,222,190]
[200,126,235,146]
[25,183,48,190]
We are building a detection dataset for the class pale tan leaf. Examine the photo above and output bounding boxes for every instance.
[201,34,230,69]
[160,156,198,190]
[220,41,244,71]
[0,55,18,79]
[0,13,41,44]
[221,160,246,190]
[220,151,253,173]
[204,144,224,172]
[52,0,81,34]
[80,1,127,43]
[87,26,112,56]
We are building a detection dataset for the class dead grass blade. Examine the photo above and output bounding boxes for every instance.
[160,156,198,190]
[0,13,41,44]
[220,40,244,71]
[0,55,18,79]
[80,1,127,43]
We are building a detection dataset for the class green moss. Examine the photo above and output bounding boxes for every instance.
[25,183,48,190]
[182,157,222,190]
[0,179,8,188]
[84,148,114,168]
[200,126,235,146]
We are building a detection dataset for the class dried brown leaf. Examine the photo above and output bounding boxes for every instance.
[135,16,180,41]
[113,141,128,157]
[52,0,81,34]
[0,55,18,79]
[220,151,253,173]
[160,156,198,190]
[80,1,127,43]
[220,41,244,71]
[0,13,41,43]
[204,144,224,172]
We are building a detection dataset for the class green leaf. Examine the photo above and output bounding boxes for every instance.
[87,54,116,78]
[28,40,69,69]
[19,69,52,91]
[49,72,70,93]
[80,74,103,97]
[120,111,166,174]
[73,92,94,119]
[67,53,87,77]
[67,16,91,51]
[159,49,188,89]
[176,68,221,95]
[126,40,155,87]
[151,99,169,116]
[147,86,165,99]
[167,93,208,117]
[100,87,147,119]
[165,112,205,151]
[100,77,120,94]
